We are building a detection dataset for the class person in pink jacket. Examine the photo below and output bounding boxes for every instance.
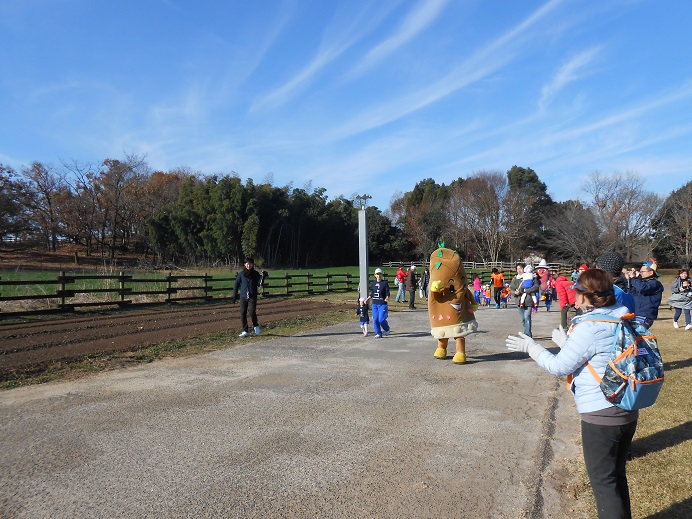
[554,275,577,328]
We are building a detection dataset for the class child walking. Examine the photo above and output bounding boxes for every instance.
[356,297,371,336]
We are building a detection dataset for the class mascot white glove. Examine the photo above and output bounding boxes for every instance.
[551,326,567,348]
[506,333,546,361]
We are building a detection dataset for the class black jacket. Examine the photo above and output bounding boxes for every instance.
[232,268,262,301]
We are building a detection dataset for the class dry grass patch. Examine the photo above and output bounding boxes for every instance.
[626,301,691,518]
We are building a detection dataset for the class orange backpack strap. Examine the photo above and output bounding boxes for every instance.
[564,314,620,389]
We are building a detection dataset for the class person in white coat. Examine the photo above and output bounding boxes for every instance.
[506,268,636,519]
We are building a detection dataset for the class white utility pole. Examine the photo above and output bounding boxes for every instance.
[354,194,371,300]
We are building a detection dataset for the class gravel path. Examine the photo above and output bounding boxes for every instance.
[0,304,586,518]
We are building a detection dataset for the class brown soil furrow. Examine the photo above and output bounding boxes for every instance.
[0,299,350,378]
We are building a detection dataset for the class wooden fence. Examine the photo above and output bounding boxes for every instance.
[0,262,575,317]
[0,271,357,317]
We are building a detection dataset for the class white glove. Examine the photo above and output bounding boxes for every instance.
[551,326,567,347]
[506,333,545,360]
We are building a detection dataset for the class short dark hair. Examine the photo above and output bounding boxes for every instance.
[244,257,254,264]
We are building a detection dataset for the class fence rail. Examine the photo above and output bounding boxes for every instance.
[0,271,356,317]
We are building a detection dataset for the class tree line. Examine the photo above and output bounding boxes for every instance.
[1,156,690,268]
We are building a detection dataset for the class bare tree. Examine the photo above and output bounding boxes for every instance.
[541,200,603,263]
[582,171,663,261]
[20,162,66,251]
[450,171,508,263]
[654,181,692,268]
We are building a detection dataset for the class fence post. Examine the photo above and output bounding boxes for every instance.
[306,273,312,294]
[284,273,289,296]
[60,270,66,308]
[346,272,351,291]
[167,271,173,303]
[326,273,331,293]
[119,271,125,302]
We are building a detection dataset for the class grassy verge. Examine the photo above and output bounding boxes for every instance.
[568,274,691,518]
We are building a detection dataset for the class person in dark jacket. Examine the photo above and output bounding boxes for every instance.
[232,257,264,337]
[405,265,418,309]
[626,258,664,328]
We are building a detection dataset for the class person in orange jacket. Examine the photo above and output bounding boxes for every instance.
[490,268,505,308]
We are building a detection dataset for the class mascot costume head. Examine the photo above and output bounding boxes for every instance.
[428,244,478,364]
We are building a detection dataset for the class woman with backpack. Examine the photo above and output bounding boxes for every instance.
[506,269,636,519]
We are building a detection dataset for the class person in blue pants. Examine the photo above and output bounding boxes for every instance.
[369,268,391,338]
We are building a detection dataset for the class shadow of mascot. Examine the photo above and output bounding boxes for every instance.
[428,244,478,364]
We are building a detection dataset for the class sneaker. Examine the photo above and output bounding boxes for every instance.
[374,334,382,339]
[384,330,390,336]
[254,326,261,336]
[363,330,368,337]
[673,321,679,328]
[686,325,692,330]
[495,304,500,309]
[239,331,248,338]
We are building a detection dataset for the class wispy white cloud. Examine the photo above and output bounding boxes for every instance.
[329,0,566,140]
[538,46,602,111]
[350,0,450,77]
[251,4,393,111]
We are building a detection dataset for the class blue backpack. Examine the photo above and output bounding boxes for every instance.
[572,313,664,410]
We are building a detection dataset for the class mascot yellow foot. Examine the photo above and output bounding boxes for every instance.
[452,337,467,364]
[452,352,467,364]
[434,338,448,359]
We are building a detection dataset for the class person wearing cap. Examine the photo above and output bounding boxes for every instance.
[596,252,635,313]
[535,259,554,310]
[232,257,264,337]
[506,269,636,519]
[369,268,391,338]
[509,263,539,337]
[626,258,664,328]
[404,265,418,309]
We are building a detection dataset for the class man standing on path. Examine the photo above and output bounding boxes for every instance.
[405,265,418,309]
[510,263,539,337]
[232,257,264,337]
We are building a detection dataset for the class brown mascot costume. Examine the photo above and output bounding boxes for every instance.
[428,244,478,364]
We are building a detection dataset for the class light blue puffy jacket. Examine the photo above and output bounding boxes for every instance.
[535,304,629,413]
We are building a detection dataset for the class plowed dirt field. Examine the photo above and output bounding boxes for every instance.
[0,298,350,380]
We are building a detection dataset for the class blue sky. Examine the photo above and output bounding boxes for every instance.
[1,0,691,211]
